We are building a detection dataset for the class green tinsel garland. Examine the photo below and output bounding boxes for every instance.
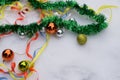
[0,0,19,6]
[0,15,108,38]
[0,1,108,38]
[28,0,107,23]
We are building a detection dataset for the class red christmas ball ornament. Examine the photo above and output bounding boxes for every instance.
[2,49,14,61]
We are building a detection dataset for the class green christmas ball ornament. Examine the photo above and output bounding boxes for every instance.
[77,34,87,45]
[18,60,29,72]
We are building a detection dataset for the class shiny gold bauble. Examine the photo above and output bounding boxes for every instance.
[77,34,87,45]
[18,60,29,72]
[2,49,14,61]
[46,22,57,34]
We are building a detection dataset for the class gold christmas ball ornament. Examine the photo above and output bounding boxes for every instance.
[77,34,87,45]
[46,22,57,34]
[18,60,29,72]
[2,49,14,61]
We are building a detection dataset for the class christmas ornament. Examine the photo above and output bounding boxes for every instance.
[19,32,25,39]
[18,60,29,72]
[46,22,57,34]
[0,0,117,80]
[2,49,14,61]
[56,29,64,38]
[77,34,87,45]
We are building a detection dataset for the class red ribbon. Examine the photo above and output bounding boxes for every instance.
[0,69,5,73]
[0,32,12,38]
[26,32,39,59]
[37,9,45,24]
[11,62,16,72]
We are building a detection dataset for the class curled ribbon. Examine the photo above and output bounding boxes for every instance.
[0,5,7,19]
[0,32,12,38]
[37,0,48,3]
[26,32,39,59]
[0,61,38,80]
[0,77,8,80]
[14,7,30,25]
[29,33,50,68]
[10,1,23,10]
[0,1,23,19]
[96,5,118,23]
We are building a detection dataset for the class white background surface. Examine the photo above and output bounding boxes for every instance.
[0,0,120,80]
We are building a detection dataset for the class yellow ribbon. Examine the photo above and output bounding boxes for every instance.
[96,5,118,23]
[0,16,50,80]
[0,63,34,80]
[0,63,9,69]
[0,1,23,19]
[37,0,48,3]
[0,63,24,80]
[42,10,53,16]
[10,1,23,10]
[0,5,8,19]
[29,34,50,68]
[96,5,118,14]
[57,7,71,15]
[41,7,70,17]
